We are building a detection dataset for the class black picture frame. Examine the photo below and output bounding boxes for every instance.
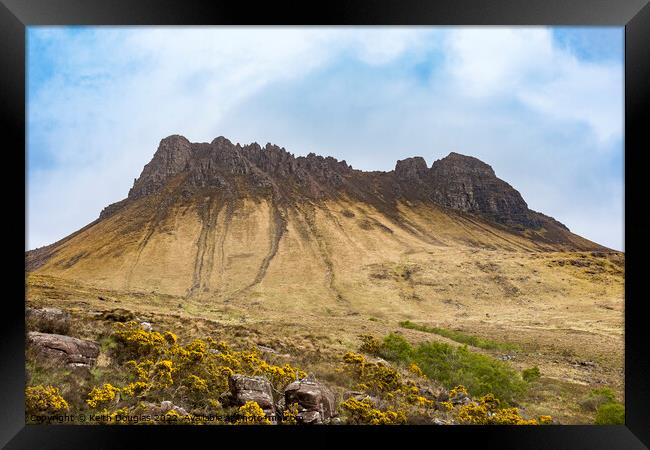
[2,0,648,448]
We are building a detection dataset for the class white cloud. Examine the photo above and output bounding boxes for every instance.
[444,27,623,143]
[518,59,623,144]
[445,28,554,97]
[347,27,433,65]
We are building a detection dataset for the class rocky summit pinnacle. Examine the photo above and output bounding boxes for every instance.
[103,135,552,231]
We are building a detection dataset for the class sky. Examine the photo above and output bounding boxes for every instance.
[26,26,624,251]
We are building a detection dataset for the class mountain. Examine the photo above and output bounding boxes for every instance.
[24,135,625,426]
[26,135,607,300]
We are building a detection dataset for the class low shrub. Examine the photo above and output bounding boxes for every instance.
[26,310,70,335]
[522,367,541,383]
[399,321,519,352]
[539,415,553,425]
[595,402,625,425]
[377,333,526,405]
[340,352,434,423]
[377,333,413,361]
[581,387,617,411]
[580,386,624,425]
[407,362,426,378]
[342,351,402,394]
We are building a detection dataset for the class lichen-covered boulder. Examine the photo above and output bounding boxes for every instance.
[26,307,70,334]
[27,331,100,368]
[228,375,275,418]
[284,379,337,424]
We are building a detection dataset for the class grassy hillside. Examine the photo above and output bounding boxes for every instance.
[27,195,607,297]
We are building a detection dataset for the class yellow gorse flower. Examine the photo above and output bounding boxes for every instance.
[86,384,120,408]
[26,385,69,415]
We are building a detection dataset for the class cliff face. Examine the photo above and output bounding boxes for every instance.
[103,135,553,231]
[426,153,541,229]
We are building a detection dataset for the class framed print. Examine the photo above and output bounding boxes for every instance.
[2,0,649,448]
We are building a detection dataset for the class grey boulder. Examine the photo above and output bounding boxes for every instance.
[228,375,276,418]
[284,379,337,424]
[27,331,99,368]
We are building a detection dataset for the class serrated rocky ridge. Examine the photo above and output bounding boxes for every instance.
[101,135,558,231]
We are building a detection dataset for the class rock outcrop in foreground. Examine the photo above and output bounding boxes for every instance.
[27,331,100,369]
[227,375,276,419]
[284,379,338,424]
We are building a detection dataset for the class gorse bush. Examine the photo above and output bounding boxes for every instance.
[407,362,426,378]
[25,357,90,409]
[538,415,553,425]
[342,351,402,394]
[112,321,167,361]
[236,401,271,425]
[71,321,307,423]
[456,395,537,425]
[339,397,407,425]
[110,321,306,400]
[371,333,526,405]
[340,351,434,423]
[26,385,69,416]
[338,348,548,426]
[86,383,120,408]
[282,402,300,425]
[359,334,382,355]
[448,389,549,425]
